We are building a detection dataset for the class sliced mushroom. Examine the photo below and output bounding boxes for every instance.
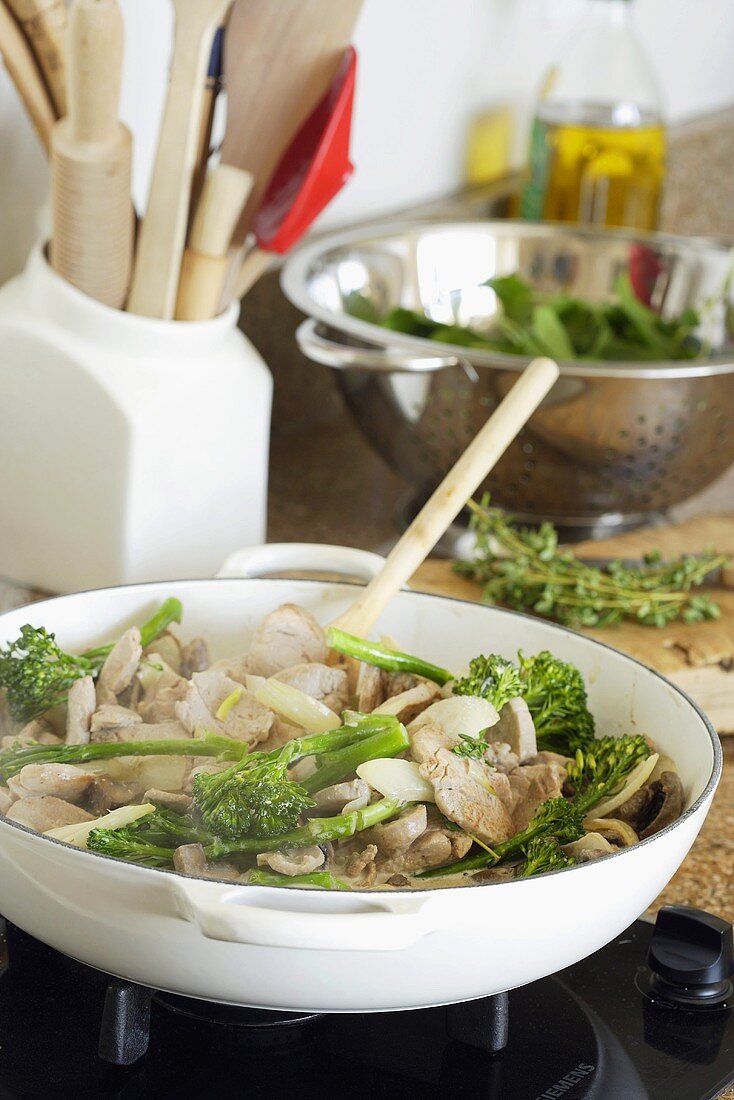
[311,779,370,816]
[180,638,210,678]
[489,697,537,763]
[615,770,685,839]
[172,843,242,880]
[372,681,442,724]
[563,832,616,862]
[85,776,135,815]
[143,788,193,814]
[0,786,13,815]
[583,817,638,848]
[257,846,325,876]
[365,804,428,855]
[639,772,685,839]
[345,843,378,886]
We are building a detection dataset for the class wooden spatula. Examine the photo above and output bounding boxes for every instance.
[126,0,233,319]
[330,358,561,638]
[221,0,363,249]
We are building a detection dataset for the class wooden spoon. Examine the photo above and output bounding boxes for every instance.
[0,0,55,149]
[330,358,561,638]
[127,0,233,319]
[221,0,363,249]
[4,0,67,116]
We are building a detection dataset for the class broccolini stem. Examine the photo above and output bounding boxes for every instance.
[287,716,398,763]
[207,796,407,859]
[247,869,349,890]
[82,598,184,662]
[326,628,453,685]
[0,732,245,782]
[301,722,409,795]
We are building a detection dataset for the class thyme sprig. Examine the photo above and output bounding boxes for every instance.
[455,498,728,629]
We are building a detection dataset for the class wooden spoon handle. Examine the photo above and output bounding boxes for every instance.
[175,163,253,321]
[127,0,233,319]
[330,357,560,637]
[4,0,67,116]
[0,0,55,149]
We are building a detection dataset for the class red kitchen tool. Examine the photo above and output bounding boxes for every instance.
[233,46,357,299]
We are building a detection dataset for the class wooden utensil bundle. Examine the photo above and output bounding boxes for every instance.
[1,0,363,318]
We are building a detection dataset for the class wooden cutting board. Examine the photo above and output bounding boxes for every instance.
[411,513,734,734]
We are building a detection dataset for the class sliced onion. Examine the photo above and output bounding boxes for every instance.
[357,758,435,803]
[650,753,678,783]
[583,817,638,847]
[216,687,243,721]
[592,753,659,819]
[408,696,499,738]
[563,832,616,858]
[46,802,155,848]
[81,755,187,794]
[254,678,341,733]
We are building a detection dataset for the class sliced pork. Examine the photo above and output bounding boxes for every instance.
[96,628,142,705]
[176,669,273,746]
[17,763,94,804]
[65,676,96,745]
[245,604,328,677]
[272,662,348,714]
[6,795,93,831]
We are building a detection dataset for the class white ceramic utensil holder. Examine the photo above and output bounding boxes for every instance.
[0,244,273,592]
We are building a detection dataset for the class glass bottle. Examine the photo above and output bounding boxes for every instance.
[520,0,666,231]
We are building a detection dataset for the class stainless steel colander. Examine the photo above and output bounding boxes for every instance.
[282,220,734,534]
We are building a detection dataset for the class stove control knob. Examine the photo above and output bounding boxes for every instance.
[647,905,733,1006]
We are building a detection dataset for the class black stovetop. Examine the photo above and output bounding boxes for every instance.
[0,913,732,1100]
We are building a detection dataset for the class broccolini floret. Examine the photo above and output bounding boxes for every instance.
[517,649,595,755]
[0,598,182,723]
[566,735,651,813]
[193,741,316,840]
[518,837,576,878]
[453,654,524,712]
[193,717,410,839]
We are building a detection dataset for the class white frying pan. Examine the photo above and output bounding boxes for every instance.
[0,551,720,1011]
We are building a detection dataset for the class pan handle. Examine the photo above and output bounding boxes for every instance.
[172,878,447,952]
[296,318,459,373]
[217,542,387,583]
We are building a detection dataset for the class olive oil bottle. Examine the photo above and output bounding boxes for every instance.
[521,0,666,231]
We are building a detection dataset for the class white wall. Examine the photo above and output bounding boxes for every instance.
[1,0,734,282]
